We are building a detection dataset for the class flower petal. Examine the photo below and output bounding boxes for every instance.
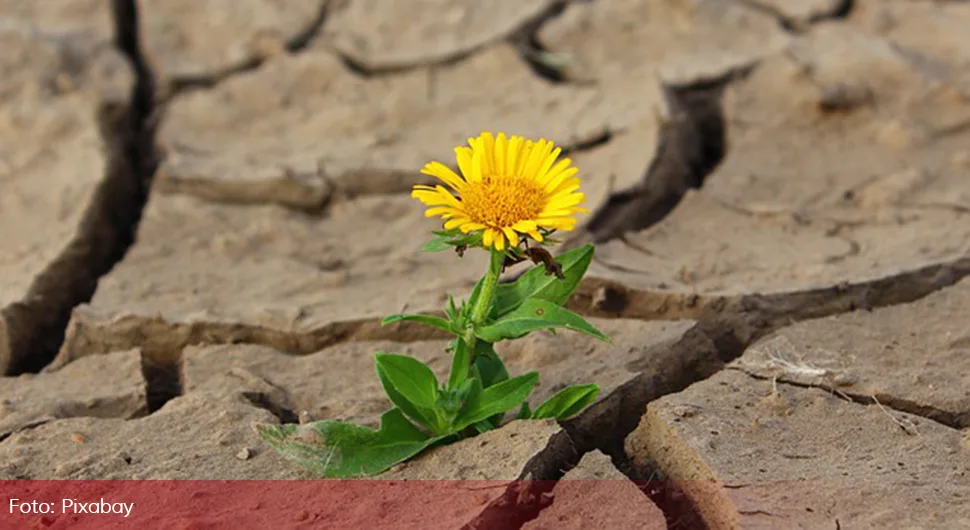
[482,227,495,248]
[521,139,550,180]
[548,177,581,196]
[494,229,506,250]
[479,132,495,177]
[459,222,486,233]
[534,146,562,183]
[421,161,465,191]
[538,208,580,218]
[537,217,578,230]
[502,226,520,247]
[543,166,579,192]
[546,192,585,211]
[411,190,450,206]
[512,220,538,232]
[423,206,455,218]
[515,139,534,175]
[413,185,463,209]
[537,158,573,188]
[495,132,507,176]
[470,142,484,183]
[455,147,474,180]
[507,136,523,177]
[444,217,475,230]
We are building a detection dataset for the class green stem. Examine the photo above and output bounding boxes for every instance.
[463,248,504,367]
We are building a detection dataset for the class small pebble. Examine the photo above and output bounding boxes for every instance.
[236,447,253,460]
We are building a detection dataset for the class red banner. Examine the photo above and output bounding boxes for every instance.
[1,480,557,529]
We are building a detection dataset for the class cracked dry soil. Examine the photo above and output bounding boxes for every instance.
[1,0,969,528]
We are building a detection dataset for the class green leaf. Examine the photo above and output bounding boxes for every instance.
[531,384,599,420]
[381,313,455,334]
[448,337,471,389]
[471,342,510,427]
[421,229,483,253]
[475,299,610,343]
[445,295,458,321]
[473,418,497,433]
[456,376,484,428]
[421,237,455,253]
[374,353,441,431]
[453,372,539,432]
[473,342,509,388]
[436,377,474,425]
[515,401,532,420]
[375,353,440,409]
[465,276,486,321]
[255,408,447,477]
[491,244,594,318]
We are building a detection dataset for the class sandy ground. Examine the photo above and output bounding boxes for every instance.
[1,0,969,528]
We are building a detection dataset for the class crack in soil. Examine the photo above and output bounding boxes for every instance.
[333,0,572,78]
[1,0,159,375]
[736,0,855,33]
[0,420,52,445]
[570,75,730,248]
[53,313,454,410]
[560,255,970,524]
[240,391,300,425]
[507,0,573,84]
[163,0,334,97]
[463,429,578,530]
[605,450,708,530]
[142,346,182,414]
[567,278,731,321]
[56,313,449,368]
[732,367,970,430]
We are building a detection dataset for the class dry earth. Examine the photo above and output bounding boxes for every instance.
[1,0,969,528]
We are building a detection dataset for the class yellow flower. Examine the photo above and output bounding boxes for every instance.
[412,132,588,251]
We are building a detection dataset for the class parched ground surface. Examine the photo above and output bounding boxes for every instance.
[1,0,969,528]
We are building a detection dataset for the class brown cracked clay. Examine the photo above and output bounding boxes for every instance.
[851,0,970,96]
[0,15,133,374]
[702,23,970,214]
[537,0,788,84]
[626,369,970,529]
[156,44,667,212]
[1,0,329,90]
[733,277,970,428]
[747,0,847,25]
[522,451,666,530]
[181,318,693,428]
[582,24,970,300]
[0,389,311,480]
[0,349,146,440]
[51,191,486,367]
[319,0,556,71]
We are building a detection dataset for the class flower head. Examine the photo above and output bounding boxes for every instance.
[412,132,587,251]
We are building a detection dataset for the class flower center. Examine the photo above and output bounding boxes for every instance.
[461,177,546,228]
